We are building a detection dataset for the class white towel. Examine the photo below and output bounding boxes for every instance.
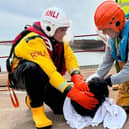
[63,97,127,129]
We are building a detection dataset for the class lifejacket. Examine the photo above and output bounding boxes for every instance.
[27,22,66,75]
[108,20,129,62]
[7,21,66,76]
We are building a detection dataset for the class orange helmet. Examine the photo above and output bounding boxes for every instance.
[94,0,125,32]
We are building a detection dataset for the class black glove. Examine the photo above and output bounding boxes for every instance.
[104,75,112,87]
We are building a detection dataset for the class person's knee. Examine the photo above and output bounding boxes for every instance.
[12,62,38,90]
[13,61,48,87]
[22,61,38,73]
[18,62,45,78]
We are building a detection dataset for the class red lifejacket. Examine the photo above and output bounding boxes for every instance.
[12,21,66,75]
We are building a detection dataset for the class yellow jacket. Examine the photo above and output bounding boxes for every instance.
[14,32,80,92]
[118,0,129,14]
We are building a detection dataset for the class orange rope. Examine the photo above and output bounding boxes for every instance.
[7,79,19,108]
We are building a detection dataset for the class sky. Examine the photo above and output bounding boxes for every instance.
[0,0,108,41]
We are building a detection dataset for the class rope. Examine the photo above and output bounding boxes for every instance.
[7,79,19,108]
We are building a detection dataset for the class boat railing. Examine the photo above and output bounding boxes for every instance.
[0,34,106,72]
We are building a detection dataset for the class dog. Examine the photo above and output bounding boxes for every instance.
[71,77,109,118]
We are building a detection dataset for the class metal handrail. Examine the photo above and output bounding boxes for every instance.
[0,33,105,59]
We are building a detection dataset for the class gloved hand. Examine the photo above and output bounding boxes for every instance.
[71,74,89,91]
[104,75,112,87]
[65,86,98,110]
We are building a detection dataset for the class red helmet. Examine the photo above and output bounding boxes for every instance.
[94,0,125,32]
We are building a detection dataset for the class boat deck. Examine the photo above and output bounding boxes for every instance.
[0,66,129,129]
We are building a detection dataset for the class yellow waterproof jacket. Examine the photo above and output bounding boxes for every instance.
[14,32,80,93]
[118,0,129,14]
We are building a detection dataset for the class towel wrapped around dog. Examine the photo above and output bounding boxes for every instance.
[71,77,109,117]
[63,77,127,129]
[63,97,127,129]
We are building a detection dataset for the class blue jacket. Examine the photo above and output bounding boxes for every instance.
[109,20,129,62]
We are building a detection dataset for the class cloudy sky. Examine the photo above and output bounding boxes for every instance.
[0,0,108,41]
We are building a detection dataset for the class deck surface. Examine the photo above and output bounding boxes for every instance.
[0,66,129,129]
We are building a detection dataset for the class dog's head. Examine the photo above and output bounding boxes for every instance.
[71,77,109,117]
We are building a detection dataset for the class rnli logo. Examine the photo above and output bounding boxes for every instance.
[45,10,59,19]
[30,51,45,59]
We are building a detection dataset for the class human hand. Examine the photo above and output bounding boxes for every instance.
[71,74,89,91]
[67,86,98,110]
[104,75,112,87]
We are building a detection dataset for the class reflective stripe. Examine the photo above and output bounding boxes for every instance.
[58,81,68,91]
[69,68,80,74]
[119,2,129,7]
